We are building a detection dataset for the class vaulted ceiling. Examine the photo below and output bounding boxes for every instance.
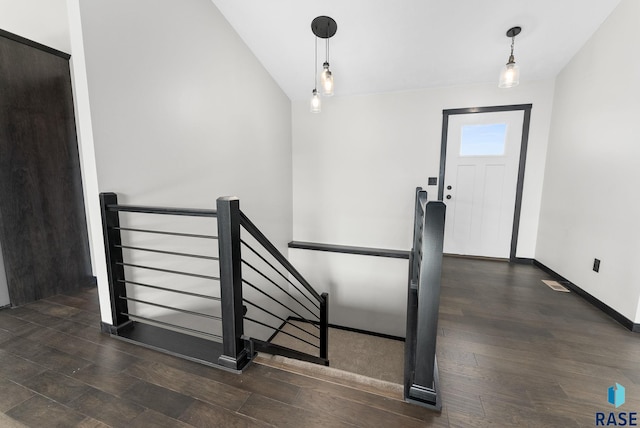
[211,0,621,100]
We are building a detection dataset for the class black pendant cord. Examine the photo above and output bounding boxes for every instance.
[505,26,521,64]
[509,36,515,62]
[314,36,318,90]
[326,37,329,64]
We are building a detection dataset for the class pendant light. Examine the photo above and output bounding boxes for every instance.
[310,16,337,110]
[310,37,321,113]
[310,89,321,113]
[320,39,334,96]
[311,89,322,113]
[499,26,521,89]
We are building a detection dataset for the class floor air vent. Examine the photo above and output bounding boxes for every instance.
[542,280,570,292]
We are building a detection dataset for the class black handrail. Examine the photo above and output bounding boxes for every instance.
[240,211,323,304]
[289,241,410,260]
[106,204,217,217]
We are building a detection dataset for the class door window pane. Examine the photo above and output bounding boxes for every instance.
[460,123,507,156]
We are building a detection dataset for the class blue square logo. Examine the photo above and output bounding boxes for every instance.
[608,383,625,408]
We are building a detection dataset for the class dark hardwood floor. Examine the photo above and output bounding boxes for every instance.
[0,257,638,427]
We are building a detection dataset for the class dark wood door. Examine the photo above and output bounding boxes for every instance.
[0,30,93,306]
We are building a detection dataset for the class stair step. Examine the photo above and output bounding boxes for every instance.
[253,353,404,401]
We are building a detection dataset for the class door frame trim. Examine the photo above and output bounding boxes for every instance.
[438,104,533,262]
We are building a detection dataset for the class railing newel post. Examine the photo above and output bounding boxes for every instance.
[217,196,250,371]
[319,292,329,363]
[99,192,131,333]
[404,190,445,411]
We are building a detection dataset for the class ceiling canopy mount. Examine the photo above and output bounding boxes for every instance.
[311,16,337,39]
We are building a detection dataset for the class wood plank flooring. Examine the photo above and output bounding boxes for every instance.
[0,257,638,426]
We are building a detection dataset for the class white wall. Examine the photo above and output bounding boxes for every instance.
[0,0,70,53]
[67,0,109,322]
[73,0,293,327]
[291,80,555,335]
[536,0,640,322]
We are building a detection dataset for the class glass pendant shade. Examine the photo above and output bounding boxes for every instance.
[499,62,520,88]
[320,63,334,96]
[310,89,321,113]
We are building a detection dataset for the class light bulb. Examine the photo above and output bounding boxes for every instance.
[310,89,321,113]
[499,62,520,88]
[320,62,334,96]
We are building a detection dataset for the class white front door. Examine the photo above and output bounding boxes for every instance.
[442,110,525,258]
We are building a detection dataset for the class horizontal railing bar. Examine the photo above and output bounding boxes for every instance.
[115,227,217,240]
[241,240,320,311]
[120,296,222,321]
[242,279,320,325]
[107,204,217,217]
[122,312,223,340]
[241,259,319,319]
[250,338,327,366]
[244,316,319,349]
[117,262,220,281]
[243,298,320,341]
[240,212,323,304]
[116,244,219,261]
[118,279,220,301]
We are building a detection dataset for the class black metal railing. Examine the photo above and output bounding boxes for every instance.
[404,187,446,410]
[100,193,328,371]
[218,197,328,367]
[100,193,222,344]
